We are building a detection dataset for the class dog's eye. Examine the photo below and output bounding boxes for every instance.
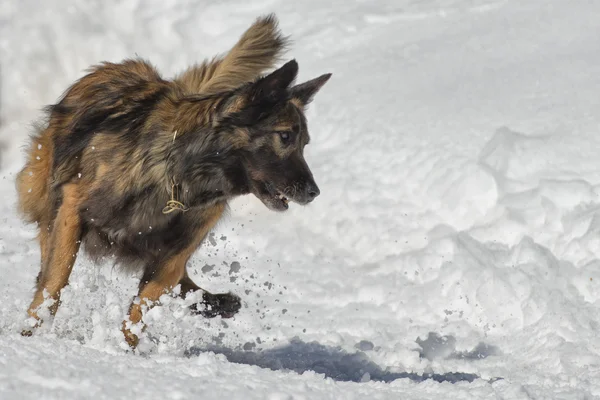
[278,131,291,143]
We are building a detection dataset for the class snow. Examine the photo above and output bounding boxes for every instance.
[1,0,600,398]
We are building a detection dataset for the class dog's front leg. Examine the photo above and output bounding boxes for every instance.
[178,271,241,318]
[122,254,187,349]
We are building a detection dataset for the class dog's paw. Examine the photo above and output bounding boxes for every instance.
[122,327,140,349]
[190,292,241,319]
[21,329,33,337]
[21,316,42,337]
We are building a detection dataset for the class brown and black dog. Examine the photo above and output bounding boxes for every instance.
[15,14,331,348]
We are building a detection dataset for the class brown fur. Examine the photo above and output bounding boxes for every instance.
[175,14,289,95]
[16,14,331,348]
[27,183,83,321]
[122,202,225,348]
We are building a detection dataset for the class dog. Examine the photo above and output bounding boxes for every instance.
[15,14,331,348]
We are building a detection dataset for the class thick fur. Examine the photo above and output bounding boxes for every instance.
[16,14,331,348]
[175,14,289,95]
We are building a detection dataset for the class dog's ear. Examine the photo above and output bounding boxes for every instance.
[290,73,332,106]
[249,59,299,104]
[225,60,298,127]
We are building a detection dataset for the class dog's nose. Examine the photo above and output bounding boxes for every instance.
[306,183,320,202]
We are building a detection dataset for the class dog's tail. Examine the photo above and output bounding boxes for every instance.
[15,123,53,225]
[175,14,290,95]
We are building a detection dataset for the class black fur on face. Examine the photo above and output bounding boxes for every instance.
[217,60,331,211]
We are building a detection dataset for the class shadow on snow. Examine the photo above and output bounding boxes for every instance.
[186,335,499,384]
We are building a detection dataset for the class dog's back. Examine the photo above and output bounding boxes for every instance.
[15,59,167,230]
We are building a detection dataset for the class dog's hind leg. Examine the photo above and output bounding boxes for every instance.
[37,216,52,272]
[24,184,83,334]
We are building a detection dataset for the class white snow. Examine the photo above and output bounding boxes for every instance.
[2,0,600,399]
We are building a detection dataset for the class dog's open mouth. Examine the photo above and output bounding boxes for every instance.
[265,189,289,211]
[253,181,291,212]
[275,191,289,210]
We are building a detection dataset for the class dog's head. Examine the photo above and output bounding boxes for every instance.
[222,60,331,211]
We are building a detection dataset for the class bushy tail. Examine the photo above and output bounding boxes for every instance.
[175,14,289,95]
[15,124,53,225]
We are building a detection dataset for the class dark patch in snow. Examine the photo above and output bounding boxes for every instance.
[417,332,499,361]
[229,261,241,275]
[354,340,374,351]
[201,264,214,273]
[186,338,492,384]
[243,341,256,351]
[453,342,500,360]
[417,332,457,361]
[212,332,226,345]
[207,233,217,246]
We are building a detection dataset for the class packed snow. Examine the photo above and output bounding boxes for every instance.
[2,0,600,398]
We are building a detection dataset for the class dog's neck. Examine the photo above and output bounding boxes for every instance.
[163,128,251,210]
[159,90,253,210]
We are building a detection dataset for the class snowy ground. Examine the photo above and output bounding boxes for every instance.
[2,0,600,398]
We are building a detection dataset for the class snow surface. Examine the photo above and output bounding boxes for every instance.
[2,0,600,398]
